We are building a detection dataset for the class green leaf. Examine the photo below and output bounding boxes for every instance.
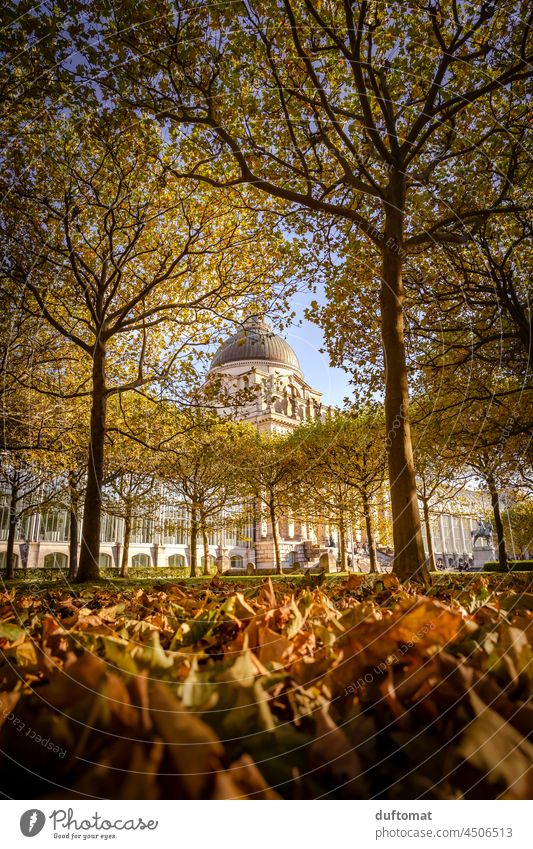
[0,621,27,642]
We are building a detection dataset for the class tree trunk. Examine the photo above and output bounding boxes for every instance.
[422,496,436,571]
[189,505,198,577]
[5,480,18,580]
[77,341,107,581]
[68,473,79,580]
[362,491,378,574]
[487,472,508,571]
[199,506,210,574]
[380,188,428,583]
[120,506,132,578]
[338,511,347,572]
[202,527,210,575]
[269,496,282,574]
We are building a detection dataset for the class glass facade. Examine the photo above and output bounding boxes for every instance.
[39,510,69,542]
[163,507,188,545]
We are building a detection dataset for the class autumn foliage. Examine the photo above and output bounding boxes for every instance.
[0,573,531,800]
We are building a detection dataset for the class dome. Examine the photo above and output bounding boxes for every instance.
[210,316,301,371]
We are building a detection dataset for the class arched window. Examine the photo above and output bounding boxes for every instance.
[167,553,186,569]
[131,553,151,569]
[230,555,243,569]
[98,553,112,569]
[201,554,216,570]
[43,552,68,570]
[0,552,18,570]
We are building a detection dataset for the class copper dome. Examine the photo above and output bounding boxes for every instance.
[210,316,301,371]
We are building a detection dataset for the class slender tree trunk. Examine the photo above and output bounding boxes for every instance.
[487,472,508,571]
[380,186,428,583]
[120,506,132,578]
[199,506,210,574]
[362,490,378,574]
[202,527,210,575]
[269,495,282,574]
[68,508,79,579]
[422,496,436,571]
[338,511,347,572]
[77,341,107,581]
[68,472,79,580]
[5,480,18,580]
[189,505,198,577]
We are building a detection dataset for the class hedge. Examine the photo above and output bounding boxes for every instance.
[483,560,533,573]
[2,565,191,581]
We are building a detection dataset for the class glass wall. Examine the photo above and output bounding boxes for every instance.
[101,514,121,543]
[39,510,69,542]
[0,498,10,541]
[163,507,188,545]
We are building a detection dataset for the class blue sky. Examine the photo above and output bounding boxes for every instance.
[283,289,353,408]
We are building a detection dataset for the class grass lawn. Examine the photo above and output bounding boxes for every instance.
[1,569,531,592]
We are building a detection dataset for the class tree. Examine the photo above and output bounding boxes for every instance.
[1,111,291,580]
[44,414,88,580]
[161,413,250,577]
[420,379,531,572]
[409,210,532,400]
[0,297,67,454]
[303,473,358,572]
[104,435,159,578]
[89,0,531,580]
[0,453,47,578]
[236,432,300,574]
[410,406,469,570]
[297,411,388,573]
[502,495,533,560]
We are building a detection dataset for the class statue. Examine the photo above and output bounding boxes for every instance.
[471,518,493,548]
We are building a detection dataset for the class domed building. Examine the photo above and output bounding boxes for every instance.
[207,315,337,569]
[0,316,492,575]
[209,315,333,433]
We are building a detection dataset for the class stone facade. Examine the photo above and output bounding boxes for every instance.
[208,315,335,434]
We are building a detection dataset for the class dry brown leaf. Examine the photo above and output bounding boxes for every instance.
[454,690,533,799]
[149,681,224,798]
[255,625,293,666]
[309,706,366,796]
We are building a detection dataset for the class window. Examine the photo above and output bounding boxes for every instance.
[0,552,18,569]
[230,555,243,569]
[43,552,68,570]
[19,514,32,540]
[224,527,237,546]
[201,554,216,569]
[0,500,9,541]
[99,553,112,569]
[100,514,121,543]
[163,510,188,545]
[131,518,155,544]
[131,553,151,568]
[40,511,69,542]
[167,553,186,569]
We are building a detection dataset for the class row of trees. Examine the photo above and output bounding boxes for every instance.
[0,402,387,578]
[2,391,530,580]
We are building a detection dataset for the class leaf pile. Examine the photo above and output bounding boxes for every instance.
[0,572,531,799]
